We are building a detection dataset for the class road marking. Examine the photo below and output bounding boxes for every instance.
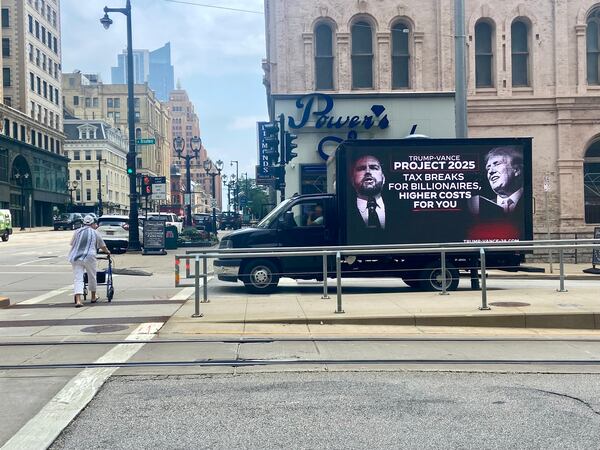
[15,259,45,266]
[1,321,164,450]
[19,285,73,305]
[170,286,196,301]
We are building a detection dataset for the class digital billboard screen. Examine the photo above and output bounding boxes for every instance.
[339,138,533,246]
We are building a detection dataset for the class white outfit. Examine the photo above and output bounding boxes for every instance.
[68,226,106,295]
[356,195,386,229]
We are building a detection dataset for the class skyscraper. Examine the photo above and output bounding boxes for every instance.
[111,42,174,101]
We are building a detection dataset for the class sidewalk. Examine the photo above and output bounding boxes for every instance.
[162,265,600,334]
[11,226,54,233]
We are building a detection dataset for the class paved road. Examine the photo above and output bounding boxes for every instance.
[50,372,600,450]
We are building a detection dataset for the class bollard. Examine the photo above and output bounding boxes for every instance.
[175,256,180,287]
[186,258,191,279]
[321,253,330,299]
[440,250,449,295]
[335,251,344,314]
[478,248,490,310]
[557,248,568,292]
[192,255,203,318]
[202,256,210,302]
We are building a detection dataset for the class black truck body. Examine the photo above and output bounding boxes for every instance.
[215,138,533,293]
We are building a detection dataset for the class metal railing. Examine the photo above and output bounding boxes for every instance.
[174,239,600,318]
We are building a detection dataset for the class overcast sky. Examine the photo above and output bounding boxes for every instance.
[61,0,268,178]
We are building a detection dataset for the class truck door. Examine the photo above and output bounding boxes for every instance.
[277,197,336,278]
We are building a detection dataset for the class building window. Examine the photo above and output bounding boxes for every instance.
[511,20,530,86]
[1,8,8,28]
[43,80,47,98]
[85,151,92,161]
[107,98,113,108]
[1,38,9,57]
[37,77,41,94]
[114,98,120,108]
[2,68,10,87]
[584,140,600,223]
[351,21,373,89]
[53,36,57,54]
[73,150,80,160]
[35,20,39,38]
[3,97,11,107]
[20,125,25,142]
[93,97,98,108]
[85,97,91,107]
[30,72,35,90]
[73,96,79,106]
[134,97,140,108]
[86,170,91,181]
[28,15,33,33]
[12,122,17,139]
[588,9,600,85]
[475,21,494,88]
[86,189,91,201]
[41,26,46,44]
[391,22,410,88]
[314,23,334,90]
[31,129,36,145]
[3,119,9,136]
[44,134,48,150]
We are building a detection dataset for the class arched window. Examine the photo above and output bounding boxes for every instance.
[86,170,91,181]
[351,20,373,88]
[587,9,600,85]
[391,22,410,88]
[315,23,334,90]
[511,20,530,86]
[584,140,600,223]
[475,21,494,87]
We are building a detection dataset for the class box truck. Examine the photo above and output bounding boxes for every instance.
[215,138,533,293]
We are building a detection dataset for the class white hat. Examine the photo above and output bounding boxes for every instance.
[83,215,96,225]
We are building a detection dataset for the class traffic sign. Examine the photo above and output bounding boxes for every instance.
[150,176,166,200]
[239,196,248,208]
[136,138,156,145]
[211,199,217,208]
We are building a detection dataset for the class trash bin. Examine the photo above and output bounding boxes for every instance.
[165,225,178,249]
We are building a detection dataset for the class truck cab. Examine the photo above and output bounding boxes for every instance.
[214,194,338,293]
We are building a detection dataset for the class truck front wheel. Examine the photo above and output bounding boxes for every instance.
[242,259,280,294]
[1,232,8,242]
[419,261,459,292]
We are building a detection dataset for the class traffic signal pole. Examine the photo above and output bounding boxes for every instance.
[278,114,286,202]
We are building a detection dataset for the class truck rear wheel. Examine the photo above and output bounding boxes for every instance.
[419,261,459,292]
[1,232,8,242]
[242,259,280,294]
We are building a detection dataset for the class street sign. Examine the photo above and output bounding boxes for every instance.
[136,138,156,145]
[150,176,166,200]
[239,196,248,208]
[543,174,551,192]
[211,198,217,208]
[184,193,191,205]
[257,122,276,185]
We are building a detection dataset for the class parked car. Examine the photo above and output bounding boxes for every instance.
[53,213,84,230]
[146,212,183,233]
[97,215,144,252]
[192,213,216,233]
[220,211,242,230]
[0,209,12,242]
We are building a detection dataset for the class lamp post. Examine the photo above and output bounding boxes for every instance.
[230,160,239,213]
[67,180,79,211]
[101,0,141,251]
[222,174,236,212]
[97,158,106,216]
[203,159,223,238]
[173,135,202,227]
[14,171,30,230]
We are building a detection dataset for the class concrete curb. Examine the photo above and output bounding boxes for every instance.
[217,312,600,330]
[487,273,600,281]
[0,297,10,308]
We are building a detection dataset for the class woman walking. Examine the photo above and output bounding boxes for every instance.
[68,215,110,307]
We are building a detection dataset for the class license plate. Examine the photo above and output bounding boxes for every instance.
[106,231,114,235]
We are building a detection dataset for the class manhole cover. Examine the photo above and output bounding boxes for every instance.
[81,325,129,333]
[489,302,530,307]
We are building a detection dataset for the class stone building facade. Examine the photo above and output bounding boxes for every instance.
[63,119,130,215]
[0,0,67,226]
[264,0,600,238]
[61,72,172,203]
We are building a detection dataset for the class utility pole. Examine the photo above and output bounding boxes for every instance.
[455,0,468,138]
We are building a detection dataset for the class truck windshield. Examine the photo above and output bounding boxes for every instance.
[256,199,293,229]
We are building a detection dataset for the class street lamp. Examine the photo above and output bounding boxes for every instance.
[222,174,236,212]
[230,160,239,213]
[97,157,106,216]
[203,158,224,238]
[174,135,202,227]
[67,180,79,211]
[101,0,141,251]
[14,171,30,230]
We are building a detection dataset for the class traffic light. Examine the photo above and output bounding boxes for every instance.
[272,165,286,191]
[126,153,136,175]
[263,122,279,164]
[142,175,152,197]
[284,131,298,163]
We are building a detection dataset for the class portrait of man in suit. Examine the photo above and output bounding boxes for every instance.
[350,154,387,230]
[468,146,524,216]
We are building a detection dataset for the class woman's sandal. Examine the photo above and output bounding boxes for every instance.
[75,303,83,308]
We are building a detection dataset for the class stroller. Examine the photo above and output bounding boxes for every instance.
[83,255,114,302]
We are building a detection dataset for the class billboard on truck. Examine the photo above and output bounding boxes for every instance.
[335,138,533,246]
